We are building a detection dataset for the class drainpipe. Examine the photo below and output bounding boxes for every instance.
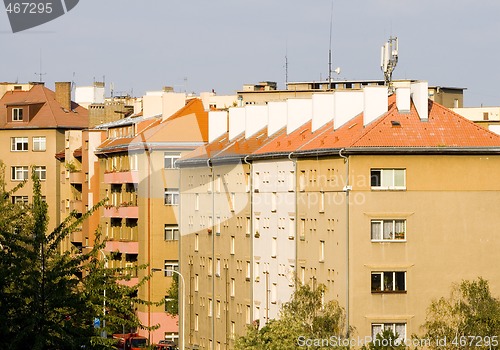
[207,158,215,350]
[178,164,183,349]
[287,152,298,290]
[243,155,253,326]
[339,148,350,337]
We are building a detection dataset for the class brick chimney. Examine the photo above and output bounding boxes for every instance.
[55,82,72,111]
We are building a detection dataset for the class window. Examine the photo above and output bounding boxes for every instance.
[215,258,221,277]
[371,271,406,293]
[12,108,23,121]
[246,261,251,280]
[164,152,180,169]
[216,175,221,193]
[32,137,46,151]
[11,166,28,181]
[164,188,179,205]
[11,137,28,151]
[194,274,199,292]
[194,234,199,252]
[195,193,199,211]
[371,220,406,241]
[300,218,306,240]
[33,166,46,181]
[163,260,179,277]
[254,262,260,282]
[230,321,236,340]
[11,195,28,205]
[271,238,277,258]
[216,300,221,318]
[208,299,213,317]
[372,323,406,344]
[129,153,138,170]
[271,192,277,212]
[230,278,235,297]
[195,314,199,331]
[208,258,213,276]
[319,240,325,262]
[271,283,277,304]
[164,225,179,241]
[254,172,260,192]
[371,169,406,190]
[246,305,251,324]
[230,236,235,255]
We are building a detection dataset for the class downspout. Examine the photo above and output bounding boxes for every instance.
[208,158,215,350]
[178,163,183,349]
[147,147,152,342]
[287,152,298,290]
[243,155,253,326]
[338,148,350,337]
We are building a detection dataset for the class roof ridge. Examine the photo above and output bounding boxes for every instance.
[40,85,58,126]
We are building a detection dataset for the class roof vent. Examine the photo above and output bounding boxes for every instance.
[391,120,401,127]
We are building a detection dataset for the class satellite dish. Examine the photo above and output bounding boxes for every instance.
[334,67,341,75]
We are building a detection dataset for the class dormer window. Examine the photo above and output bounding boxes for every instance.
[12,108,23,121]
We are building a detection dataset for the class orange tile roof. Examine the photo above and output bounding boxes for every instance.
[96,99,208,154]
[181,96,500,164]
[0,84,88,129]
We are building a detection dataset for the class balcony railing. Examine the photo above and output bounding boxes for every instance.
[69,171,84,184]
[69,200,83,213]
[105,240,139,255]
[103,205,139,219]
[104,170,139,184]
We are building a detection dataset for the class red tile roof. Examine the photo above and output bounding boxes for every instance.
[0,84,88,129]
[181,96,500,164]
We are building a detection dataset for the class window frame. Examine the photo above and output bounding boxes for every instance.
[164,224,179,241]
[164,152,181,169]
[12,108,23,121]
[164,188,180,205]
[371,219,406,242]
[163,260,179,277]
[371,271,406,293]
[11,137,28,151]
[370,168,406,190]
[371,323,406,344]
[32,136,46,152]
[11,166,28,181]
[33,166,46,181]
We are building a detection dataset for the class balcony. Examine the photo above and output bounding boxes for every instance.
[103,205,139,219]
[69,171,84,184]
[69,200,83,213]
[105,240,139,254]
[70,230,83,244]
[104,171,139,184]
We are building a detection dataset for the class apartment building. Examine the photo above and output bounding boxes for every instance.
[93,98,208,344]
[0,82,88,234]
[179,82,500,349]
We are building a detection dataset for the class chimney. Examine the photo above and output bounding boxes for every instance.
[208,110,228,143]
[396,87,411,113]
[229,107,245,140]
[55,82,72,111]
[363,86,388,126]
[333,90,364,130]
[411,81,429,120]
[312,93,335,132]
[245,105,268,139]
[267,101,287,136]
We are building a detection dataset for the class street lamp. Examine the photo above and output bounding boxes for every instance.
[151,267,185,350]
[84,246,108,338]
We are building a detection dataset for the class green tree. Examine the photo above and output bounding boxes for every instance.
[236,283,350,350]
[164,272,179,315]
[419,278,500,350]
[0,165,158,349]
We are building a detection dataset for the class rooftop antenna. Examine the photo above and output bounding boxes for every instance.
[35,48,46,83]
[327,1,333,88]
[284,41,289,89]
[380,36,399,92]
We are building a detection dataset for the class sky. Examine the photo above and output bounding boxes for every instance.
[1,0,499,107]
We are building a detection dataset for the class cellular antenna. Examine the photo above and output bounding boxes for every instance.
[380,36,399,91]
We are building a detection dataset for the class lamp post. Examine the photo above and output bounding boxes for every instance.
[152,267,185,350]
[84,246,108,338]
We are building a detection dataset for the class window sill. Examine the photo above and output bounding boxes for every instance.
[371,239,406,243]
[371,187,406,191]
[371,291,407,294]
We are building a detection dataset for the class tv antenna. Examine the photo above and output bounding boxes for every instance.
[380,36,399,90]
[284,42,289,89]
[327,1,333,87]
[35,48,46,83]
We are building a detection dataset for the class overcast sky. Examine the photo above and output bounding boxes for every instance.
[1,0,499,107]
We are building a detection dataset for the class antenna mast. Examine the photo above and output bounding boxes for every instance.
[328,1,333,88]
[380,36,399,91]
[35,48,46,83]
[285,43,289,89]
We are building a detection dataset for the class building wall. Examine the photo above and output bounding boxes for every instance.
[252,159,296,326]
[1,128,64,233]
[181,162,252,350]
[298,154,500,341]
